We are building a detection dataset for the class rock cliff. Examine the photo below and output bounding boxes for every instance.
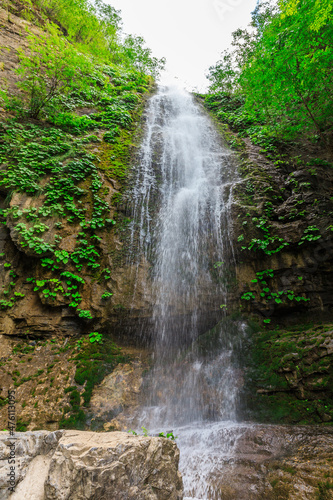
[199,95,333,425]
[0,6,155,342]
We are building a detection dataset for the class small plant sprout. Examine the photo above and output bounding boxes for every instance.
[76,339,83,350]
[158,431,177,440]
[89,332,103,344]
[77,309,93,319]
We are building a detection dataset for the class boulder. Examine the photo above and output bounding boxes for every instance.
[0,430,183,499]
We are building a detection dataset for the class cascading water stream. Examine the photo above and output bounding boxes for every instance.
[128,85,248,499]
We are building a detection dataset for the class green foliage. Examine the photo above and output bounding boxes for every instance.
[206,51,237,93]
[129,428,177,440]
[241,268,310,309]
[298,226,322,245]
[158,431,177,440]
[51,112,98,132]
[102,268,111,280]
[0,77,148,313]
[207,0,333,143]
[16,419,31,432]
[33,278,65,301]
[245,323,333,424]
[11,0,164,80]
[141,426,149,437]
[103,128,120,143]
[89,332,103,344]
[16,24,94,119]
[241,291,255,301]
[77,309,93,320]
[241,217,289,256]
[0,398,9,408]
[60,271,85,284]
[15,222,53,254]
[0,0,160,328]
[316,480,333,500]
[121,35,166,78]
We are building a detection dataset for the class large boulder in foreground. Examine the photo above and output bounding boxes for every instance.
[0,430,183,499]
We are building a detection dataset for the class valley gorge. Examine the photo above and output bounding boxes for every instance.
[0,2,333,499]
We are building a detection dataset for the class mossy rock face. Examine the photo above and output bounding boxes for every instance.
[242,322,333,424]
[0,334,146,431]
[0,7,159,338]
[202,92,333,325]
[59,338,129,429]
[0,68,155,338]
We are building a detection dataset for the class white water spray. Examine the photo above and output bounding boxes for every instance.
[128,86,246,498]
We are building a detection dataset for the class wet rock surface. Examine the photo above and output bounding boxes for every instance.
[0,430,183,499]
[0,336,77,432]
[89,353,151,431]
[177,422,333,500]
[0,337,151,432]
[243,323,333,424]
[230,132,333,322]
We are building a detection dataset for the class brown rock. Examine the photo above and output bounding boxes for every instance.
[90,359,148,429]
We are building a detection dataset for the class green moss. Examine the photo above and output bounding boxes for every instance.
[316,481,333,500]
[98,96,148,184]
[244,323,333,424]
[59,409,86,430]
[280,465,297,476]
[14,375,33,387]
[59,337,129,430]
[64,386,77,394]
[16,419,31,432]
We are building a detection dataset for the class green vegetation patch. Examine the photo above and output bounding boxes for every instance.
[59,337,129,429]
[0,63,152,320]
[244,323,333,424]
[0,0,161,322]
[205,1,333,144]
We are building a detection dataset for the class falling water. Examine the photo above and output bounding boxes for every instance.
[128,85,247,499]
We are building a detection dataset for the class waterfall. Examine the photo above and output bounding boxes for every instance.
[128,85,247,499]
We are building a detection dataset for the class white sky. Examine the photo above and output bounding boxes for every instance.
[107,0,258,91]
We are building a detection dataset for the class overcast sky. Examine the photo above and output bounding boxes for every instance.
[107,0,258,91]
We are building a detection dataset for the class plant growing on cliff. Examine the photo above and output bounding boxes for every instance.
[121,35,166,78]
[128,428,178,440]
[158,431,177,440]
[316,480,333,500]
[77,309,93,320]
[241,268,310,310]
[298,226,321,245]
[16,24,93,118]
[89,332,103,344]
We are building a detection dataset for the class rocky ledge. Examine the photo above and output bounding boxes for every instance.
[0,430,183,499]
[179,423,333,499]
